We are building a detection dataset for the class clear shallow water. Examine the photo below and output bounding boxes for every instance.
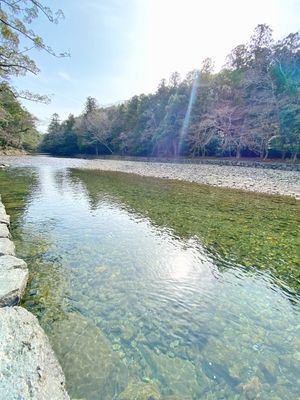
[0,157,300,400]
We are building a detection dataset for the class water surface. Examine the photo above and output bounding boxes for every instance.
[0,156,299,400]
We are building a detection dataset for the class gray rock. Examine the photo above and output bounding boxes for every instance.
[0,254,27,270]
[0,306,70,400]
[0,223,10,238]
[0,255,28,306]
[0,213,10,225]
[0,238,15,256]
[50,313,128,400]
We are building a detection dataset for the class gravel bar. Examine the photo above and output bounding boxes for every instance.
[82,159,300,199]
[1,155,300,199]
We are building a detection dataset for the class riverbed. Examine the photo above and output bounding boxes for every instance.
[0,156,300,400]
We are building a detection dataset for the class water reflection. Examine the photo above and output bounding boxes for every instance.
[0,160,299,400]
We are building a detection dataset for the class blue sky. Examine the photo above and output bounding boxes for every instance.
[10,0,300,132]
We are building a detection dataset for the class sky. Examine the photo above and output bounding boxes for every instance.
[10,0,300,132]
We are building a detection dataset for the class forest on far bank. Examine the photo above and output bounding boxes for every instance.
[1,24,299,160]
[41,25,300,161]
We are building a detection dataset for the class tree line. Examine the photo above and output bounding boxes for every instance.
[41,25,300,161]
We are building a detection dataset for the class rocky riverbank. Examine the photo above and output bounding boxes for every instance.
[0,195,69,400]
[82,159,300,199]
[0,155,299,199]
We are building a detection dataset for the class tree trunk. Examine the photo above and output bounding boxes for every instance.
[292,151,298,163]
[259,149,264,160]
[173,140,178,157]
[263,150,269,160]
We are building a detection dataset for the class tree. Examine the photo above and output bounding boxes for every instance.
[272,32,300,160]
[242,25,280,159]
[169,71,181,89]
[154,93,188,156]
[249,24,274,68]
[188,116,218,156]
[84,97,98,115]
[277,103,300,161]
[226,44,250,70]
[0,0,68,104]
[0,0,67,79]
[77,97,113,155]
[0,1,68,152]
[39,113,61,153]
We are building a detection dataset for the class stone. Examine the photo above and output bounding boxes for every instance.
[139,346,200,397]
[50,313,128,400]
[0,213,10,225]
[0,255,28,306]
[118,379,161,400]
[239,376,263,400]
[0,238,15,256]
[0,306,69,400]
[95,265,108,273]
[0,223,10,238]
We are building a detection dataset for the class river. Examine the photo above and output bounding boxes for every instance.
[0,156,299,400]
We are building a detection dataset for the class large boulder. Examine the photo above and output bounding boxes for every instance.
[50,313,128,400]
[0,255,28,306]
[0,237,15,256]
[0,306,70,400]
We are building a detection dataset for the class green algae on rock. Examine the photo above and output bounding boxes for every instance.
[118,379,161,400]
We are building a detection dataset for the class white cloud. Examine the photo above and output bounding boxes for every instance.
[58,71,72,82]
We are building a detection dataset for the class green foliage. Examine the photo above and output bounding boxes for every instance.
[0,1,68,152]
[0,0,67,79]
[40,113,79,156]
[41,25,300,161]
[0,82,40,151]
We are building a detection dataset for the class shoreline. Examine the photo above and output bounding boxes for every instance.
[74,154,300,171]
[0,154,300,200]
[0,196,69,400]
[80,159,300,200]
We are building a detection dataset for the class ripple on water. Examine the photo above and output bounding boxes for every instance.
[0,159,299,400]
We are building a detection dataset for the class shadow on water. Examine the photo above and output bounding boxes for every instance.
[0,163,300,400]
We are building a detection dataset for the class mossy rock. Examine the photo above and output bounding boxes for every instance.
[118,379,161,400]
